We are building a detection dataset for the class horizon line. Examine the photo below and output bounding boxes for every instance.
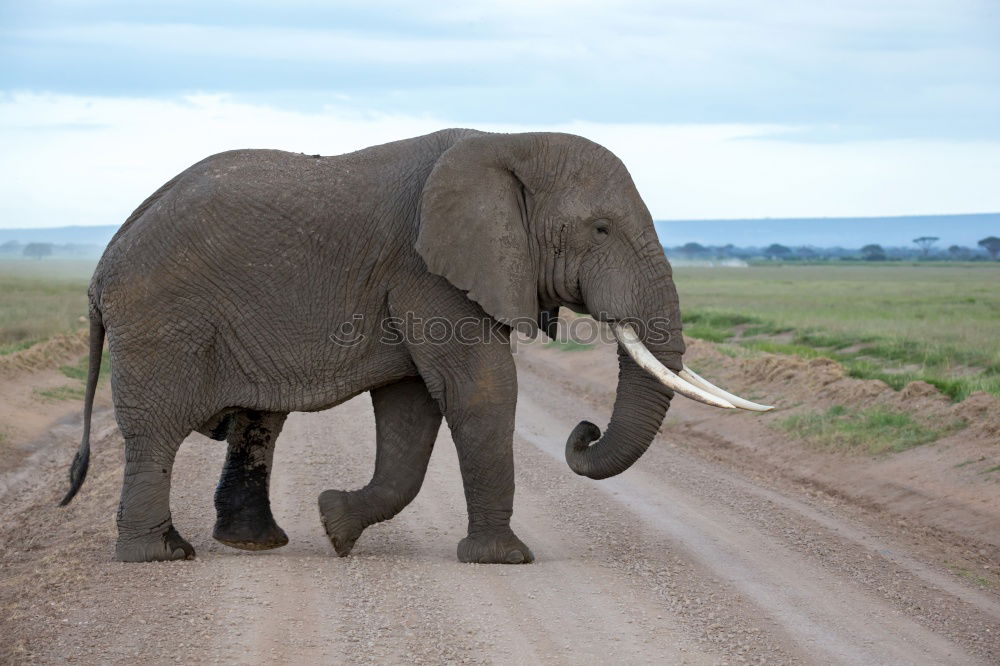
[1,211,998,231]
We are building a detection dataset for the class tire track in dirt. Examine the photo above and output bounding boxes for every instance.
[663,424,1000,649]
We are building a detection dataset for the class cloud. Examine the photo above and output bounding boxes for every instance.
[2,92,999,230]
[11,23,580,65]
[3,1,998,137]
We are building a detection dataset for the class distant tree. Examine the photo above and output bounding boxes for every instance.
[764,243,791,260]
[912,236,939,257]
[860,244,886,261]
[978,236,1000,260]
[0,240,21,254]
[22,242,53,260]
[795,246,818,260]
[679,242,707,257]
[947,245,971,260]
[821,246,849,260]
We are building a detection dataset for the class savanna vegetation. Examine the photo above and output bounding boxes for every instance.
[667,234,1000,262]
[674,263,1000,400]
[3,258,998,403]
[33,353,112,402]
[0,259,94,354]
[779,405,965,455]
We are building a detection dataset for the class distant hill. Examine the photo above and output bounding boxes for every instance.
[0,225,118,247]
[655,213,999,248]
[0,213,996,253]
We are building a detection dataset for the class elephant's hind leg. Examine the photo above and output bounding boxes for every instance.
[213,410,289,551]
[318,376,442,556]
[116,427,195,562]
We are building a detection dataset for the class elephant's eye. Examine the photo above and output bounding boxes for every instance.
[592,218,611,244]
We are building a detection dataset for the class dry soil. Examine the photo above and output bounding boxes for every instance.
[1,337,998,664]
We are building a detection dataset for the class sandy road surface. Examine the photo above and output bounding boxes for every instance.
[3,348,999,664]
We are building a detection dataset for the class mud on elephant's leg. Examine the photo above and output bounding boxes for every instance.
[318,376,442,556]
[116,430,195,562]
[213,410,289,550]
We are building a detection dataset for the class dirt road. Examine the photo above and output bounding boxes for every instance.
[2,345,999,664]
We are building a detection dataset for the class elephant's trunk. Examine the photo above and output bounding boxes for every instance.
[565,344,675,480]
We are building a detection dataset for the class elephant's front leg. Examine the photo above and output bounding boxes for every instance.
[395,281,533,564]
[318,376,442,555]
[213,410,289,550]
[445,357,534,565]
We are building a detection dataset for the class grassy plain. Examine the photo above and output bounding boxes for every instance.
[674,263,1000,400]
[779,405,965,455]
[2,258,998,400]
[0,259,95,353]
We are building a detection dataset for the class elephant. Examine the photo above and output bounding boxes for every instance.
[60,129,770,563]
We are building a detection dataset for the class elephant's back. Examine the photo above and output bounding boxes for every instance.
[97,128,476,276]
[88,140,437,374]
[106,148,331,252]
[95,149,357,293]
[91,151,362,390]
[91,130,477,333]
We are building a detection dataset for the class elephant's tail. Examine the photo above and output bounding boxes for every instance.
[59,309,105,506]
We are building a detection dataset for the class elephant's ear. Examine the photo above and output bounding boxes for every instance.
[417,134,539,336]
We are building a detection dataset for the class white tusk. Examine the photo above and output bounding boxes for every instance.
[612,324,735,409]
[679,364,775,412]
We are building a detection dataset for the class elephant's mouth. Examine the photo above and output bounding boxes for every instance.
[611,323,773,412]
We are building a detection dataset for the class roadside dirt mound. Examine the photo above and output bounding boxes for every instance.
[0,336,110,489]
[955,391,1000,440]
[0,330,88,378]
[684,339,1000,439]
[736,352,889,405]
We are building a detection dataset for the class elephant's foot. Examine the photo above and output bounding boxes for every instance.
[213,510,289,551]
[318,489,366,557]
[458,528,534,564]
[116,525,195,562]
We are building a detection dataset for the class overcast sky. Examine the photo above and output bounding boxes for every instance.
[2,0,999,228]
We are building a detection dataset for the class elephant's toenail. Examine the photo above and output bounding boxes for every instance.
[506,551,525,564]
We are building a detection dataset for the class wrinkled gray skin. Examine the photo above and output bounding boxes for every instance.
[61,129,684,563]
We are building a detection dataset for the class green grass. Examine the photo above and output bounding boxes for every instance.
[740,339,826,358]
[780,405,964,455]
[33,354,111,403]
[674,263,1000,400]
[59,360,88,381]
[0,259,95,352]
[949,564,995,588]
[59,353,111,381]
[682,324,728,343]
[545,339,595,352]
[34,385,86,402]
[682,311,776,343]
[0,338,47,355]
